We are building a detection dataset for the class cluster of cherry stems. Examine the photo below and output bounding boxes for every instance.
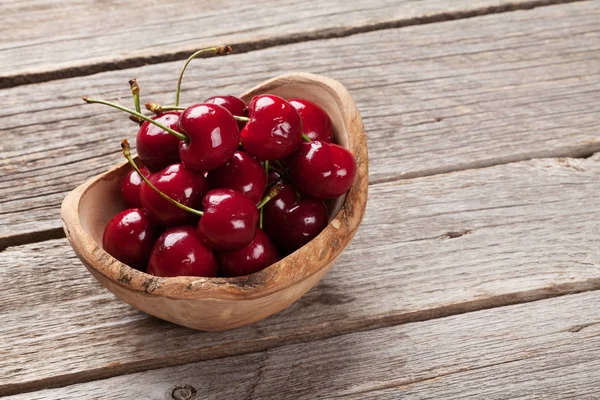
[86,45,357,278]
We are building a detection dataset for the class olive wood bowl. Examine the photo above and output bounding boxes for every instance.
[61,73,368,331]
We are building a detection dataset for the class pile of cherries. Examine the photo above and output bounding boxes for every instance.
[86,46,357,278]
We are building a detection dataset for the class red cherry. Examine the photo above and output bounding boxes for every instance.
[263,183,328,251]
[240,94,303,160]
[147,226,218,277]
[198,188,259,251]
[288,141,357,200]
[217,228,280,277]
[121,166,149,208]
[102,208,157,270]
[205,95,248,129]
[178,103,240,171]
[267,170,281,186]
[136,112,182,172]
[289,99,333,143]
[206,151,266,204]
[140,163,208,227]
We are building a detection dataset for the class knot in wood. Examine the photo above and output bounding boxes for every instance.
[171,385,197,400]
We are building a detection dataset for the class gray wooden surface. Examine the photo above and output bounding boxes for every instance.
[2,1,599,246]
[3,155,600,395]
[6,291,600,400]
[1,0,599,399]
[0,0,576,86]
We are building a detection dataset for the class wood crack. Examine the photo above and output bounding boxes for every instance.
[0,0,587,89]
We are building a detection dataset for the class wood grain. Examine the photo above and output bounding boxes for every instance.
[2,1,599,243]
[6,290,600,399]
[0,0,579,86]
[3,155,600,395]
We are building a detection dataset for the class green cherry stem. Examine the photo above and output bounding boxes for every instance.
[174,45,233,107]
[83,97,189,142]
[129,79,141,113]
[121,139,203,217]
[259,160,270,229]
[234,116,250,123]
[302,133,312,142]
[145,102,185,114]
[257,180,284,210]
[128,79,143,125]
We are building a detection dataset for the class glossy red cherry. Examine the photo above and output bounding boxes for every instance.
[121,166,149,208]
[147,226,218,277]
[140,163,208,227]
[263,183,328,251]
[206,151,266,204]
[217,228,280,277]
[178,103,240,172]
[102,208,157,270]
[288,141,357,200]
[198,188,259,251]
[205,95,248,129]
[240,94,303,160]
[136,112,182,172]
[267,170,281,186]
[289,99,333,143]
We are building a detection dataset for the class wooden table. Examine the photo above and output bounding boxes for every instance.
[1,1,599,398]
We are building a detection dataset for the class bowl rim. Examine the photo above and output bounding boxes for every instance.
[61,72,369,301]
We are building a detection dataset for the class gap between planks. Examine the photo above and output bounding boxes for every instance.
[2,1,600,247]
[6,290,600,399]
[1,148,598,252]
[3,285,599,397]
[3,154,600,395]
[0,0,587,89]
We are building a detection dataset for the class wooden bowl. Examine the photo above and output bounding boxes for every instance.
[61,73,368,331]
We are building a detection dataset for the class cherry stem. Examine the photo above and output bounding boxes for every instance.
[259,161,270,228]
[174,45,233,107]
[129,79,141,113]
[145,103,249,124]
[83,97,189,142]
[121,139,203,217]
[302,134,312,142]
[145,102,186,114]
[257,180,284,209]
[259,206,264,229]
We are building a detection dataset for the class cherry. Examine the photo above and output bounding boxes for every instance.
[263,183,328,251]
[123,141,264,252]
[102,208,157,270]
[217,228,280,277]
[289,99,333,143]
[205,95,248,129]
[136,112,182,172]
[267,170,281,186]
[140,163,208,227]
[147,226,218,277]
[178,103,240,171]
[206,151,266,204]
[288,141,357,200]
[199,189,259,251]
[121,166,149,208]
[240,94,303,160]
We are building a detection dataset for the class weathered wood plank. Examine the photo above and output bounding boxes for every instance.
[2,1,599,242]
[3,155,600,395]
[0,0,579,86]
[7,290,600,399]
